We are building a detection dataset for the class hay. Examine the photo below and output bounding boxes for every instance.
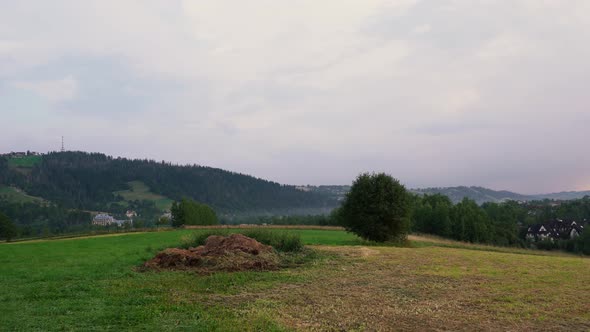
[144,234,280,272]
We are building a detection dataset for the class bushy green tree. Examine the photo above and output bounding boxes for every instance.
[156,215,170,226]
[481,201,524,246]
[338,173,411,242]
[412,194,452,237]
[0,212,17,241]
[575,230,590,255]
[171,199,218,227]
[450,198,492,243]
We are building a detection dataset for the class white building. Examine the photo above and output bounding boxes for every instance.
[92,213,115,226]
[92,213,130,227]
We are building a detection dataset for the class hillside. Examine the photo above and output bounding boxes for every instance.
[0,152,337,214]
[531,190,590,201]
[412,186,529,204]
[114,181,174,211]
[0,185,46,204]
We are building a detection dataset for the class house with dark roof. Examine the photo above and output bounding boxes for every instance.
[526,219,585,242]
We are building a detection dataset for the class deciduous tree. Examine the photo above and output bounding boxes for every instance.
[0,212,17,241]
[339,173,411,242]
[171,199,218,227]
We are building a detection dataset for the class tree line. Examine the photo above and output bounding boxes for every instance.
[0,201,91,238]
[219,214,339,226]
[331,173,590,254]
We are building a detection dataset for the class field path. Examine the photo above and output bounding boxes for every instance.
[1,231,148,244]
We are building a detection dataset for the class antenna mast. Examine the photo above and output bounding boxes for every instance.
[61,136,65,152]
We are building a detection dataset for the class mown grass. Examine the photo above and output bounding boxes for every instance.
[0,229,352,331]
[409,234,579,257]
[114,181,174,211]
[0,230,298,331]
[0,228,588,331]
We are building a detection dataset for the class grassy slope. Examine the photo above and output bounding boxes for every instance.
[114,181,174,211]
[0,229,588,331]
[7,155,42,168]
[0,186,45,204]
[2,156,45,204]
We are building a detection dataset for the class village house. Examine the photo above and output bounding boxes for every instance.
[92,213,130,227]
[92,213,116,226]
[1,151,41,158]
[7,152,27,158]
[526,219,585,242]
[125,210,137,219]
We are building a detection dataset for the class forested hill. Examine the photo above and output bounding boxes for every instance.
[0,151,336,213]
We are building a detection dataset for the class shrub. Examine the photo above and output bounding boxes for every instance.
[535,239,557,251]
[574,230,590,255]
[0,212,17,241]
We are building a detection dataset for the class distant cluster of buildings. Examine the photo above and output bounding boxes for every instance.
[526,219,586,242]
[1,151,42,158]
[295,185,350,201]
[92,210,137,227]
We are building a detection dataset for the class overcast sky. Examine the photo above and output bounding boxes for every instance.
[1,1,589,193]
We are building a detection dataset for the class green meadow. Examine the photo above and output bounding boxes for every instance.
[0,229,588,331]
[114,181,174,211]
[0,186,45,204]
[7,155,42,168]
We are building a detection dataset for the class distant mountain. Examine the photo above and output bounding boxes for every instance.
[304,185,590,205]
[415,187,590,204]
[529,191,590,201]
[0,151,338,214]
[412,186,529,204]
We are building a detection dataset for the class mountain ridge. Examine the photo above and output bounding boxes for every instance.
[3,151,589,211]
[302,185,590,205]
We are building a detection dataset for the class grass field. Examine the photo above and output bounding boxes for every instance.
[0,229,588,331]
[114,181,174,211]
[7,155,42,168]
[0,186,46,204]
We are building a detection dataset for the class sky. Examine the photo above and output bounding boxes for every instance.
[1,1,589,194]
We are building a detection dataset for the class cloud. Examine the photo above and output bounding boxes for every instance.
[1,0,589,193]
[11,76,78,102]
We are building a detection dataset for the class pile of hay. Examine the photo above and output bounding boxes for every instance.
[144,234,280,272]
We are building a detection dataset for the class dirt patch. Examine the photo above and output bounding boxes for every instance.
[144,234,280,272]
